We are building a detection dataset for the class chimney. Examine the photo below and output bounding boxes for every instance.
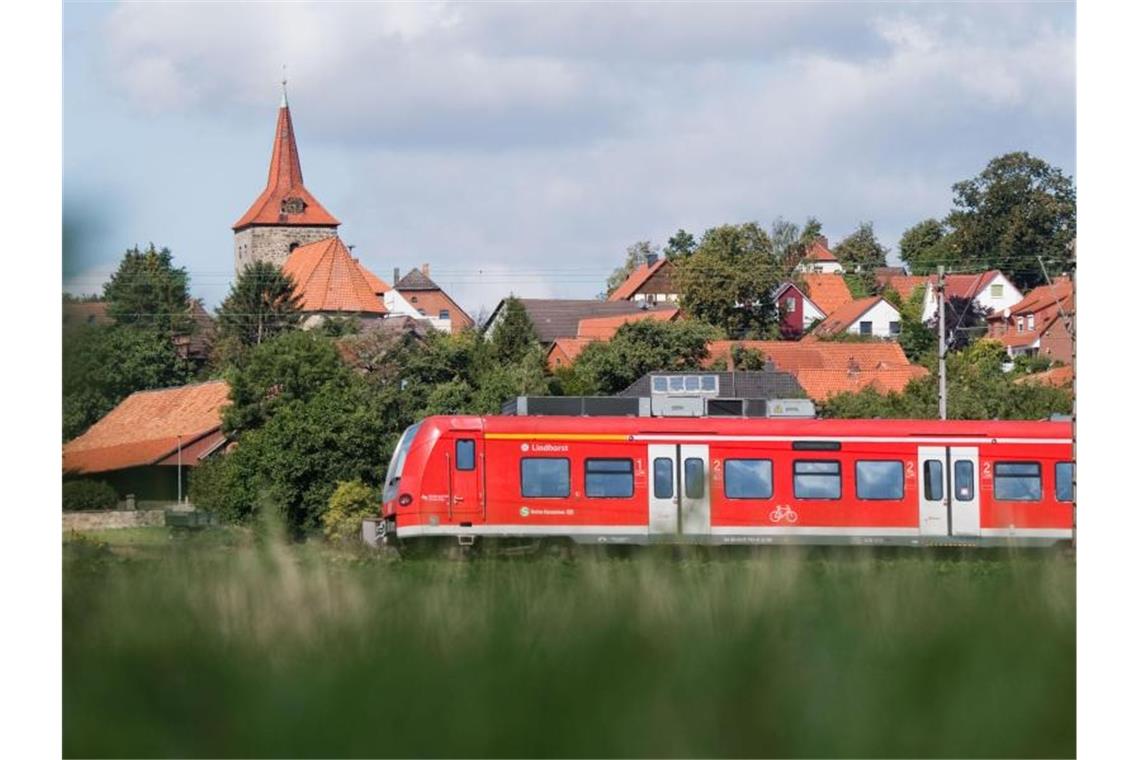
[646,252,658,266]
[422,263,430,278]
[393,267,400,283]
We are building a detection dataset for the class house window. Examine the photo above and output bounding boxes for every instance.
[889,321,901,336]
[991,283,1003,298]
[859,321,873,336]
[1016,317,1025,333]
[439,309,450,320]
[785,297,797,313]
[521,458,570,498]
[1028,314,1036,331]
[410,296,418,303]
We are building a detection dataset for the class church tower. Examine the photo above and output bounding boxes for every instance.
[233,85,340,272]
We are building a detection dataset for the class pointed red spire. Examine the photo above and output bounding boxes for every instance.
[233,102,339,230]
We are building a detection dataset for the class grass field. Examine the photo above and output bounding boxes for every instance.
[63,528,1075,758]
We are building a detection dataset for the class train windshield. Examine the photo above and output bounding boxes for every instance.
[383,423,421,502]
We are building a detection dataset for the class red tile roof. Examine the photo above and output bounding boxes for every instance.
[233,104,339,230]
[547,337,597,365]
[804,237,838,262]
[705,340,913,374]
[795,366,929,401]
[608,258,669,301]
[357,263,392,295]
[1005,277,1074,317]
[576,307,679,339]
[801,273,853,316]
[813,296,887,336]
[283,237,387,315]
[877,273,927,301]
[928,270,1003,300]
[63,381,230,474]
[1013,365,1074,388]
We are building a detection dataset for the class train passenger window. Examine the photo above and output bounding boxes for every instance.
[923,460,944,501]
[724,459,773,499]
[586,459,634,498]
[521,458,570,498]
[953,461,974,501]
[1056,461,1074,502]
[684,458,705,499]
[794,460,841,500]
[654,458,674,499]
[993,462,1042,501]
[455,439,475,471]
[856,461,904,500]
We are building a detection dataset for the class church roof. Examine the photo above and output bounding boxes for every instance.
[233,103,340,230]
[283,237,386,315]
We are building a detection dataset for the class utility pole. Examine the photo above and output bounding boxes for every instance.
[938,265,947,420]
[1071,262,1076,554]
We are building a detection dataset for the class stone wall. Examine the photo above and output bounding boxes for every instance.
[234,225,338,272]
[63,509,167,532]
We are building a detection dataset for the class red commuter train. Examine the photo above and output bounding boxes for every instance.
[379,415,1074,548]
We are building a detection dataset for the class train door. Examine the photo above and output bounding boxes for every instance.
[449,436,484,522]
[918,446,949,536]
[647,444,711,540]
[949,446,980,536]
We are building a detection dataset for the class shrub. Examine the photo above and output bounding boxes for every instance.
[62,479,119,511]
[323,480,379,544]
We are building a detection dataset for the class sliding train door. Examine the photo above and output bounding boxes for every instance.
[918,446,949,536]
[647,444,710,540]
[949,446,980,537]
[918,446,981,538]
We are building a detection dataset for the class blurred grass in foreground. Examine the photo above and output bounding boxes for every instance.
[63,529,1074,758]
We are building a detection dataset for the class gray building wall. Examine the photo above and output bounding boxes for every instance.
[234,225,338,273]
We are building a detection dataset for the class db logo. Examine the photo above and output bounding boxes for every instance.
[520,443,530,452]
[519,506,530,518]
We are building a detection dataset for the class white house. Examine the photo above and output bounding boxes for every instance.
[795,237,845,275]
[813,296,902,340]
[920,270,1023,323]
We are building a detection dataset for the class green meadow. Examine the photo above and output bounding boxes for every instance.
[63,528,1075,758]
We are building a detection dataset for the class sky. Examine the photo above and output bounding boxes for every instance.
[62,0,1075,316]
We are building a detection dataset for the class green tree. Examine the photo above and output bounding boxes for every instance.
[833,222,888,292]
[490,296,540,363]
[215,261,302,350]
[103,244,191,335]
[770,216,823,269]
[605,240,659,296]
[569,319,720,394]
[673,223,782,338]
[63,324,194,440]
[944,152,1075,290]
[730,344,767,371]
[929,295,991,352]
[222,330,348,434]
[663,229,696,259]
[898,219,949,275]
[323,479,380,544]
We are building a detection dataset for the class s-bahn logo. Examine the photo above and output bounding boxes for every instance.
[519,506,531,517]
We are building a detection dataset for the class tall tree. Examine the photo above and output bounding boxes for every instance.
[663,229,696,260]
[944,152,1075,290]
[833,222,889,272]
[673,222,782,338]
[63,324,194,440]
[216,261,303,349]
[898,218,949,275]
[102,244,191,334]
[771,216,823,270]
[605,240,659,296]
[490,296,540,363]
[568,319,720,395]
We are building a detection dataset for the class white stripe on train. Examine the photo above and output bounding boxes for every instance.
[630,435,1072,445]
[397,524,1071,540]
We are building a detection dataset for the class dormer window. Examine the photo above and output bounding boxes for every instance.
[1016,317,1025,333]
[1028,314,1036,331]
[281,197,306,215]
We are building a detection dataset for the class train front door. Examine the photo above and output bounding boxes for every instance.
[449,436,484,521]
[647,444,710,540]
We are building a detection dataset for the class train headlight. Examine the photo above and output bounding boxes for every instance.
[398,493,413,506]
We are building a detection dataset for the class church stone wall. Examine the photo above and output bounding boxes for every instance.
[234,225,338,273]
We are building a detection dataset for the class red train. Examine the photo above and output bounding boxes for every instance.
[379,415,1074,548]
